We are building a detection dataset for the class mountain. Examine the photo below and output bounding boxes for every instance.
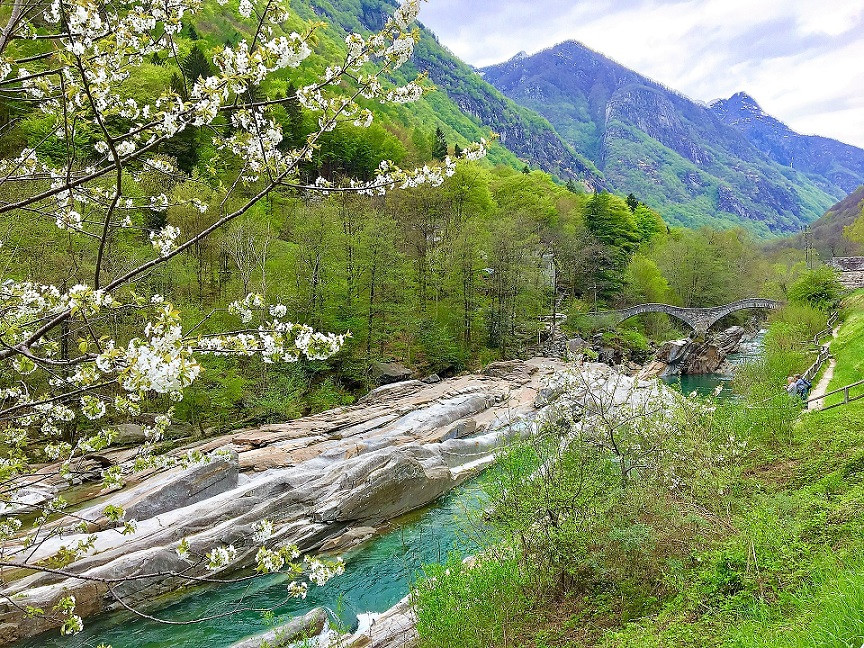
[710,92,864,196]
[480,41,864,235]
[781,186,864,259]
[291,0,605,187]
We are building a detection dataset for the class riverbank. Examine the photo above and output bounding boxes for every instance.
[3,359,678,647]
[413,301,862,648]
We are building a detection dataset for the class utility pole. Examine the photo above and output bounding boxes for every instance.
[803,226,813,270]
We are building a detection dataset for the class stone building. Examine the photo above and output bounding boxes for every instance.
[828,257,864,289]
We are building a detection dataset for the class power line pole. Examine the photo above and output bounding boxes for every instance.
[804,226,814,270]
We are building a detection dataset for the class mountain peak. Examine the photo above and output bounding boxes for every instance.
[730,91,763,112]
[480,42,864,232]
[712,91,765,116]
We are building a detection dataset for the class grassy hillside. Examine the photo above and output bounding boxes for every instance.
[791,186,864,259]
[414,298,864,647]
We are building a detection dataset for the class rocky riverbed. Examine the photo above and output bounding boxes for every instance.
[1,359,675,646]
[641,326,757,377]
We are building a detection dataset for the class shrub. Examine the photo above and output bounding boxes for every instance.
[414,555,530,648]
[788,267,843,311]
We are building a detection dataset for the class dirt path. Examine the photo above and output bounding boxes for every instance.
[808,327,841,412]
[808,358,836,411]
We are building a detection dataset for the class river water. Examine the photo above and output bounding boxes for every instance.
[19,334,766,647]
[17,483,489,648]
[662,329,766,397]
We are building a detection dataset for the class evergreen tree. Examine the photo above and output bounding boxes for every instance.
[453,143,463,158]
[169,72,187,100]
[521,164,530,174]
[180,45,212,85]
[432,126,448,161]
[566,178,579,193]
[584,192,640,297]
[626,192,639,212]
[281,82,305,149]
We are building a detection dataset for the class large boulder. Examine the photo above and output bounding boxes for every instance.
[650,327,750,376]
[113,423,147,444]
[343,596,417,648]
[75,450,239,526]
[0,484,55,516]
[372,362,413,385]
[314,447,452,524]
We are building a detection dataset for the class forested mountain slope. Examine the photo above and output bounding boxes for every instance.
[292,0,605,187]
[480,41,864,235]
[782,186,864,258]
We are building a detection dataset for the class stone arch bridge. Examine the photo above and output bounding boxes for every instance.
[600,298,783,335]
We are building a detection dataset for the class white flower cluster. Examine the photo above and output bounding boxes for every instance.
[80,395,107,420]
[54,595,83,636]
[197,320,347,364]
[228,292,264,323]
[306,557,345,586]
[252,519,273,543]
[64,284,116,316]
[205,544,238,570]
[220,113,287,181]
[386,82,424,104]
[113,306,202,395]
[287,581,309,599]
[55,210,83,231]
[254,546,286,573]
[150,225,181,257]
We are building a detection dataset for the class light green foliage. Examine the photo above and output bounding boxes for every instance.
[416,302,864,648]
[633,204,666,244]
[787,266,843,311]
[654,227,768,307]
[624,254,673,304]
[415,555,530,648]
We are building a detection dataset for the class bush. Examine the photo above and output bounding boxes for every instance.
[788,267,843,311]
[414,555,530,648]
[415,319,468,375]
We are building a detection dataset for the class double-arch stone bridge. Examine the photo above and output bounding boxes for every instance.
[600,298,783,335]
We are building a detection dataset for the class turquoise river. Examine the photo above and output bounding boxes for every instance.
[18,332,763,647]
[18,483,489,648]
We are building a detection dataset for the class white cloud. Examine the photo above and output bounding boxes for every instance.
[420,0,864,148]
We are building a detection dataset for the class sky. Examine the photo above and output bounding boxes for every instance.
[418,0,864,149]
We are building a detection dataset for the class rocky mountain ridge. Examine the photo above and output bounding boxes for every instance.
[710,92,864,195]
[480,41,864,234]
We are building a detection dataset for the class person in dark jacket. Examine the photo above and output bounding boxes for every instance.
[794,374,812,401]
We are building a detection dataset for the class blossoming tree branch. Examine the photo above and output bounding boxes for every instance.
[0,0,484,636]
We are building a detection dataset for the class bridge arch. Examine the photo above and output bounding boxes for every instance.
[601,298,783,335]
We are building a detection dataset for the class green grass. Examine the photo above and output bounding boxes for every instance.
[414,297,864,648]
[823,292,864,408]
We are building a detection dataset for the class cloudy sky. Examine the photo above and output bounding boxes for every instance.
[419,0,864,149]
